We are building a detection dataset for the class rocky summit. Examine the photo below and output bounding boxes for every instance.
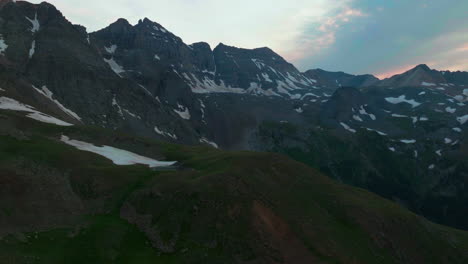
[0,0,468,263]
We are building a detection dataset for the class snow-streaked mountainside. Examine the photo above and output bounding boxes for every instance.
[0,0,468,230]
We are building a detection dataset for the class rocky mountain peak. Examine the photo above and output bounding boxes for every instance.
[413,63,431,71]
[108,18,132,31]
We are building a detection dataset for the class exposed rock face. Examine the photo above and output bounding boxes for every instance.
[304,68,379,89]
[379,64,454,87]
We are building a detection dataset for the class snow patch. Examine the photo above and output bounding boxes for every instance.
[295,107,303,113]
[184,74,245,94]
[261,73,273,82]
[391,114,409,118]
[26,112,73,126]
[0,96,72,126]
[61,135,176,167]
[154,126,177,139]
[445,107,456,113]
[457,115,468,125]
[104,58,125,77]
[444,138,452,144]
[400,139,416,144]
[137,84,153,96]
[365,128,387,136]
[359,105,376,120]
[388,147,396,152]
[0,35,7,55]
[353,115,363,122]
[251,59,266,70]
[28,40,35,58]
[385,95,421,108]
[104,44,117,54]
[453,127,462,133]
[199,137,218,148]
[300,93,319,100]
[340,122,356,133]
[421,82,436,87]
[123,109,141,119]
[25,13,40,33]
[112,96,124,118]
[154,54,161,60]
[174,103,190,120]
[32,85,81,121]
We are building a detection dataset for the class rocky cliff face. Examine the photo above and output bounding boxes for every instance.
[304,68,379,89]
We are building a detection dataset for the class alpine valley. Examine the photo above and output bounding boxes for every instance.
[0,0,468,263]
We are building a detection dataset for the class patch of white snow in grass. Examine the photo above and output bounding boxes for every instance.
[61,135,176,167]
[0,96,73,126]
[26,112,73,126]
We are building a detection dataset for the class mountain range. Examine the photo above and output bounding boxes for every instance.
[0,0,468,262]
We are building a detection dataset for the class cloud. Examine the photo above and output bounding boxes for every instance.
[281,4,366,62]
[292,0,468,74]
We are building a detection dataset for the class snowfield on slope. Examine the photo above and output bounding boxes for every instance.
[0,96,73,126]
[385,95,421,108]
[61,135,176,167]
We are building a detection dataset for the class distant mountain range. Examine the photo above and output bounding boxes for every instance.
[1,1,468,261]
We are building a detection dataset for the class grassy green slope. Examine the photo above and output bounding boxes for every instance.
[0,111,467,264]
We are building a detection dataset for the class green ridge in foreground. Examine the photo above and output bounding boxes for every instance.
[0,111,467,264]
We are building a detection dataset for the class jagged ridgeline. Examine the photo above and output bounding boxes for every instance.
[0,0,468,263]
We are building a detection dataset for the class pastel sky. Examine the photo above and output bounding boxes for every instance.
[28,0,468,78]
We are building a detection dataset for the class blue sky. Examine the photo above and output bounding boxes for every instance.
[29,0,467,78]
